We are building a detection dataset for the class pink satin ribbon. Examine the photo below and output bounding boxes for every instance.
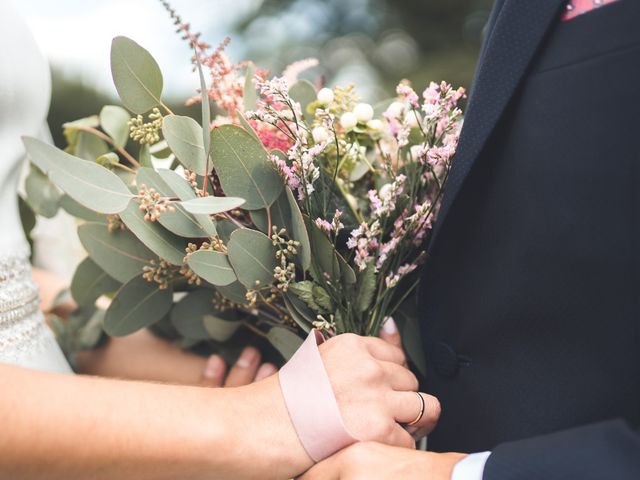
[278,330,357,462]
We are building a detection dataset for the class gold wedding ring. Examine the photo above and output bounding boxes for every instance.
[407,392,425,426]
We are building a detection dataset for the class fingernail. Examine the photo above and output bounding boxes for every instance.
[406,425,419,435]
[236,347,259,368]
[382,317,398,335]
[203,355,224,379]
[255,363,277,381]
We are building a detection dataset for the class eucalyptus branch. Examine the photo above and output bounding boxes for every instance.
[75,125,141,168]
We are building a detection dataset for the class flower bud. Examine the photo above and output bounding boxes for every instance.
[386,101,405,118]
[367,119,384,131]
[340,112,358,131]
[317,87,335,105]
[312,126,330,143]
[354,103,374,123]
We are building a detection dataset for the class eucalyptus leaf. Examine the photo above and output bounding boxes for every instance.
[355,262,376,313]
[60,195,106,223]
[227,229,276,289]
[150,140,172,159]
[283,293,313,333]
[308,223,340,282]
[96,152,119,168]
[238,113,260,143]
[100,105,130,148]
[243,62,258,111]
[285,187,311,270]
[139,144,152,167]
[289,80,317,124]
[162,115,207,176]
[250,188,291,234]
[395,309,427,379]
[70,257,120,306]
[119,201,187,265]
[210,125,283,209]
[267,326,304,361]
[104,275,173,336]
[110,36,163,114]
[23,137,132,214]
[137,167,210,238]
[75,132,109,161]
[187,250,237,286]
[203,315,242,342]
[25,165,61,218]
[171,288,216,340]
[181,196,245,215]
[216,281,248,305]
[78,222,156,283]
[195,55,211,159]
[157,169,217,236]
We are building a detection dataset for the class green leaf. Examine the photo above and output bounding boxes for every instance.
[96,152,120,168]
[70,257,121,306]
[289,281,323,313]
[249,188,291,234]
[195,55,211,159]
[267,326,304,361]
[157,169,217,236]
[308,223,340,281]
[59,195,106,223]
[187,250,237,286]
[162,115,207,175]
[238,113,260,143]
[227,229,276,289]
[25,165,61,218]
[285,187,311,270]
[210,125,283,209]
[216,281,248,305]
[283,293,313,332]
[110,36,163,114]
[395,308,427,379]
[312,284,333,311]
[181,196,245,215]
[203,315,242,342]
[100,105,130,148]
[137,167,210,238]
[243,62,258,111]
[216,219,239,243]
[78,222,156,283]
[104,275,173,336]
[23,137,132,214]
[355,262,376,313]
[139,144,152,167]
[119,201,187,265]
[150,140,172,159]
[75,132,109,161]
[171,289,215,340]
[289,80,317,124]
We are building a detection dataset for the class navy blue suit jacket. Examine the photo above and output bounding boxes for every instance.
[419,0,640,477]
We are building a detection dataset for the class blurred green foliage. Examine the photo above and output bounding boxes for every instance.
[48,0,494,147]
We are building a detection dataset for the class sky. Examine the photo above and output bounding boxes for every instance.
[16,0,259,99]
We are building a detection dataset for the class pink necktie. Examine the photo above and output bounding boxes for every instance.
[561,0,620,21]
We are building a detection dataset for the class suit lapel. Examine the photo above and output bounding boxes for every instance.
[429,0,565,245]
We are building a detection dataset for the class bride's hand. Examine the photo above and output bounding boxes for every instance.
[237,333,441,479]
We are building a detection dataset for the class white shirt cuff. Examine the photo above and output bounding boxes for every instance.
[451,451,492,480]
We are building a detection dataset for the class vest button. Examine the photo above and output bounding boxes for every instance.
[434,342,459,378]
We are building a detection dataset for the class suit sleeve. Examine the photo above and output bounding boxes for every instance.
[483,419,640,480]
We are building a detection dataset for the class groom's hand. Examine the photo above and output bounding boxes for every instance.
[300,442,467,480]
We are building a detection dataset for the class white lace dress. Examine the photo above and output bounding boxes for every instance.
[0,0,71,373]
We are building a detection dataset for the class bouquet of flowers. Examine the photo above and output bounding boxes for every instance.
[24,4,465,369]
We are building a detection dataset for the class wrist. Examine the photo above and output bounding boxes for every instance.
[225,375,313,479]
[423,452,468,479]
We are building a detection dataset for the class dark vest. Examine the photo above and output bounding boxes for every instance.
[420,0,640,453]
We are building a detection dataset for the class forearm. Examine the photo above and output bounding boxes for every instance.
[0,363,309,479]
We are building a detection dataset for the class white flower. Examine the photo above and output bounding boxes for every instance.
[367,119,383,131]
[379,183,394,201]
[317,87,335,105]
[312,126,330,143]
[340,112,358,131]
[386,101,405,118]
[354,103,374,123]
[405,111,421,128]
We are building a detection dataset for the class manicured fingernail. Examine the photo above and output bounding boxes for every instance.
[383,317,398,335]
[204,355,224,379]
[255,363,277,380]
[236,347,259,368]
